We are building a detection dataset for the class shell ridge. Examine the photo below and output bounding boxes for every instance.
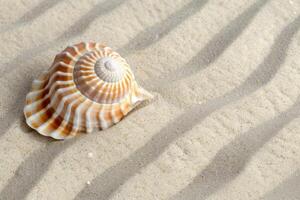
[81,59,94,66]
[26,102,53,126]
[25,78,80,121]
[36,111,60,133]
[85,54,96,63]
[72,45,83,56]
[73,99,91,132]
[63,96,83,123]
[79,65,94,70]
[99,109,109,129]
[85,102,95,133]
[26,79,75,107]
[52,90,80,114]
[90,52,98,60]
[61,52,76,61]
[103,84,112,103]
[95,82,109,102]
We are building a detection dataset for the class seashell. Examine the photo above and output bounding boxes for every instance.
[24,42,153,139]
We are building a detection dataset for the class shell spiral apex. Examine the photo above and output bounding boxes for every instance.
[24,42,153,139]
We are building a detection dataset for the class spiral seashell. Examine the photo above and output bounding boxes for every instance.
[24,42,153,139]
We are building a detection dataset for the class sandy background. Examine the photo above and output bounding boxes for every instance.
[1,0,300,199]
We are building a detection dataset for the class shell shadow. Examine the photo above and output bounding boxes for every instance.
[19,116,32,134]
[72,6,300,200]
[118,0,209,56]
[171,98,300,200]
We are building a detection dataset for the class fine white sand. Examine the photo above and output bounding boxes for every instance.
[0,0,300,199]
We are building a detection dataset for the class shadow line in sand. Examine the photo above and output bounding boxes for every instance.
[0,138,79,200]
[0,0,63,33]
[118,0,209,55]
[262,170,300,200]
[148,0,269,89]
[54,0,127,41]
[15,0,62,25]
[72,6,300,200]
[0,0,126,78]
[171,98,300,200]
[0,0,126,137]
[0,2,206,197]
[0,71,37,137]
[1,3,298,200]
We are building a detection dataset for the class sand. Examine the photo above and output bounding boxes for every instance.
[0,0,300,199]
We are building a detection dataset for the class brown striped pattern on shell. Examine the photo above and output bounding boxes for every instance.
[24,42,153,139]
